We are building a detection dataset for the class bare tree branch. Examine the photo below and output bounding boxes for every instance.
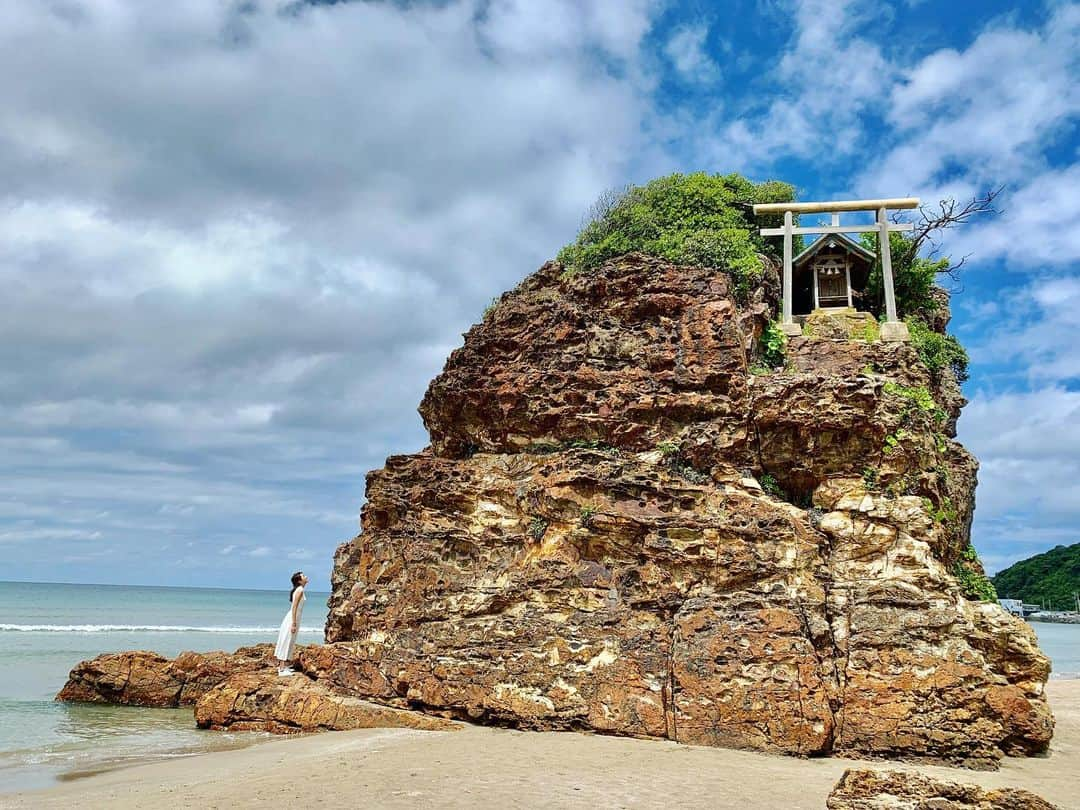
[893,186,1004,278]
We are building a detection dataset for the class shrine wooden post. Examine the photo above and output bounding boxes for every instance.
[753,197,920,341]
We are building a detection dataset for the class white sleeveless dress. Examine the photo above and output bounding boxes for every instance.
[274,588,305,661]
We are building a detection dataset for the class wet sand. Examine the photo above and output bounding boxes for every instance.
[5,680,1077,809]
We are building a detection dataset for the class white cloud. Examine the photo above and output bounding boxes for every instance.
[703,0,893,170]
[960,386,1080,572]
[0,0,669,588]
[856,5,1080,263]
[248,546,272,558]
[0,527,103,543]
[944,164,1080,268]
[665,25,719,83]
[970,274,1080,385]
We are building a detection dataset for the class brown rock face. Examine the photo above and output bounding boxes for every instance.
[56,646,274,707]
[326,253,1053,767]
[826,769,1059,809]
[193,671,458,734]
[58,646,456,737]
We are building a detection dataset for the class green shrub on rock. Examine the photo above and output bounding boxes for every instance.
[953,545,998,602]
[907,316,969,383]
[558,172,796,299]
[759,321,787,370]
[860,231,946,318]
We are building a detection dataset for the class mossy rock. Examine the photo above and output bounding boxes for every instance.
[801,309,879,342]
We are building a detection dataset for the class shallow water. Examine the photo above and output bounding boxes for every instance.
[0,581,326,792]
[1030,621,1080,679]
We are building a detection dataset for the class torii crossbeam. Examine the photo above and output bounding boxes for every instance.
[753,197,919,342]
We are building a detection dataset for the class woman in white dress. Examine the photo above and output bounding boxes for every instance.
[274,571,308,676]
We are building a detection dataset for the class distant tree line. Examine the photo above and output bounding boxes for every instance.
[991,543,1080,610]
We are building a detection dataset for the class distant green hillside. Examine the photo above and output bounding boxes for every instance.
[991,543,1080,610]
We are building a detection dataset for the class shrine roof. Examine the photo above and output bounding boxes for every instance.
[793,232,876,268]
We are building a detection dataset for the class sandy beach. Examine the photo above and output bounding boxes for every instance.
[3,680,1076,809]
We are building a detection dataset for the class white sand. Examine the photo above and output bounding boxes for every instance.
[5,680,1078,809]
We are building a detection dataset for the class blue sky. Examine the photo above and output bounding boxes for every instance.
[1,0,1077,590]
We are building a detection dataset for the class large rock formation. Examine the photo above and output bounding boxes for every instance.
[324,253,1052,767]
[56,252,1052,767]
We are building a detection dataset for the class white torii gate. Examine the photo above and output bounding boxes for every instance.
[752,197,919,342]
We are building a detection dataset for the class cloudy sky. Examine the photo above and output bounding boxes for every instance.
[2,0,1077,590]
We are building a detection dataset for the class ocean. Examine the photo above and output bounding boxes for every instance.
[0,581,326,793]
[1,581,1078,794]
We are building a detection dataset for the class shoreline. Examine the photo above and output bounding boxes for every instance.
[5,680,1077,810]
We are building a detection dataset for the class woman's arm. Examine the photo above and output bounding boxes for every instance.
[291,587,304,633]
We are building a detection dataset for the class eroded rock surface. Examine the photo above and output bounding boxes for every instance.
[56,646,275,707]
[825,769,1060,809]
[194,671,458,734]
[325,253,1052,767]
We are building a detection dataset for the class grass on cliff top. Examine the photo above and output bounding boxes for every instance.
[557,172,796,299]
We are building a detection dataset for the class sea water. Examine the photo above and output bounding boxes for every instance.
[0,581,326,793]
[1032,621,1080,679]
[2,582,1078,794]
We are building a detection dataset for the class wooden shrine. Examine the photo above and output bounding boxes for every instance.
[792,232,874,312]
[753,197,919,342]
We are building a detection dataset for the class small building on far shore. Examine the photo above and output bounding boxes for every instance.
[999,598,1024,617]
[998,598,1046,618]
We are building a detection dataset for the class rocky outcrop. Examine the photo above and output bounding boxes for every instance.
[194,671,458,734]
[56,646,275,707]
[324,253,1052,767]
[57,253,1053,766]
[826,769,1059,809]
[58,646,456,737]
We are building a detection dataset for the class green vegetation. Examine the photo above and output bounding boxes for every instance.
[557,172,971,387]
[579,505,597,528]
[528,517,548,542]
[954,545,998,602]
[566,438,616,452]
[882,429,908,454]
[922,496,957,526]
[861,466,879,492]
[557,172,796,299]
[655,441,710,484]
[759,321,787,370]
[883,381,946,424]
[760,473,784,499]
[860,231,946,318]
[857,232,969,384]
[883,471,919,498]
[907,316,970,383]
[991,542,1080,609]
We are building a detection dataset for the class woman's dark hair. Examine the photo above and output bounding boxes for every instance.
[289,571,304,602]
